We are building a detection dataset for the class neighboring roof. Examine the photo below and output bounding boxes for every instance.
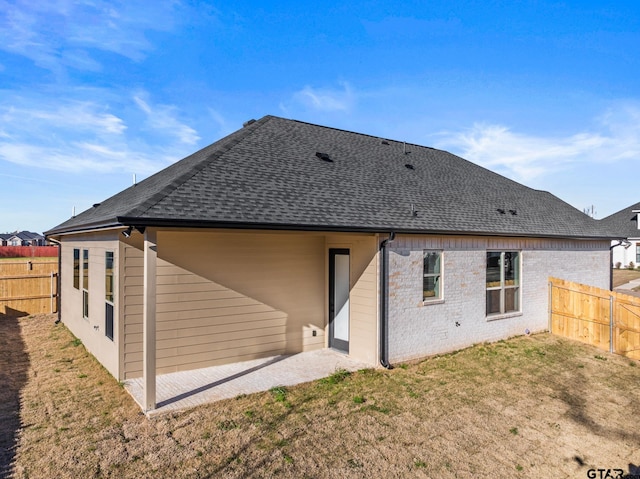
[47,115,613,240]
[600,201,640,238]
[1,231,43,240]
[17,231,43,240]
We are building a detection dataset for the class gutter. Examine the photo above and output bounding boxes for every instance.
[113,216,615,241]
[379,232,395,369]
[47,237,62,324]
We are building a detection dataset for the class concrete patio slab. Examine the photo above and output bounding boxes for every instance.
[124,349,373,417]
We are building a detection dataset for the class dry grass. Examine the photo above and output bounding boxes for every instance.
[3,314,640,479]
[612,268,640,288]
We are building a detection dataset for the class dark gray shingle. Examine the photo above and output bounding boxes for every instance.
[47,115,612,239]
[601,201,640,238]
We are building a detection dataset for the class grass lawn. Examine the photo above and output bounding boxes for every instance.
[3,314,640,478]
[612,268,640,288]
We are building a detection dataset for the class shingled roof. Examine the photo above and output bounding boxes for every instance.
[47,115,612,239]
[600,201,640,238]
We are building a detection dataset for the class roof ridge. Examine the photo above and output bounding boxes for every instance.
[268,115,442,151]
[121,116,272,221]
[270,115,547,196]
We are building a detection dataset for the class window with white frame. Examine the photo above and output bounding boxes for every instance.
[73,249,80,289]
[423,251,442,301]
[105,251,114,341]
[82,249,89,319]
[636,244,640,264]
[486,251,520,316]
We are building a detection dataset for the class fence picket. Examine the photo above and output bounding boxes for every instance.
[549,277,640,361]
[0,260,58,316]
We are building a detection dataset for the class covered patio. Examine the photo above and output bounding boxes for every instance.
[125,348,372,417]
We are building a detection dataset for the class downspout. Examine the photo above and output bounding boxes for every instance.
[379,232,395,369]
[48,237,62,323]
[609,239,630,291]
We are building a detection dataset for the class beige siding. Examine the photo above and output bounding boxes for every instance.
[120,229,380,379]
[59,232,120,378]
[124,230,329,378]
[122,239,143,379]
[327,234,379,364]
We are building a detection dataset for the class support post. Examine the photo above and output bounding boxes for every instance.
[143,229,157,412]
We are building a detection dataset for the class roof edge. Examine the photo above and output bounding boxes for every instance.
[45,220,124,238]
[115,216,617,241]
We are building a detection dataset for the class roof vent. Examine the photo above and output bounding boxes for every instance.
[381,140,389,145]
[243,119,256,127]
[509,209,518,216]
[315,152,333,162]
[405,164,414,170]
[497,208,506,214]
[93,203,101,208]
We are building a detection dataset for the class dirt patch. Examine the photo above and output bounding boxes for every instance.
[6,314,640,478]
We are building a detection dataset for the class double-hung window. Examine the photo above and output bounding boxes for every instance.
[486,251,520,316]
[636,244,640,264]
[423,251,442,301]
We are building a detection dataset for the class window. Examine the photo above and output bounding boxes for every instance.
[73,249,80,289]
[423,251,442,300]
[105,251,114,341]
[636,244,640,264]
[486,251,520,316]
[82,249,89,318]
[105,252,114,303]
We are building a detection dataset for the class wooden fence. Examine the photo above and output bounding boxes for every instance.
[549,277,640,361]
[0,260,59,316]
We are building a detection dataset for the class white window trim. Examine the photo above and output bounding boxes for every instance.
[82,249,89,319]
[423,250,444,304]
[486,250,522,318]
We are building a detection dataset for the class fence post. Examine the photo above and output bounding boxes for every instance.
[50,272,54,314]
[609,294,614,354]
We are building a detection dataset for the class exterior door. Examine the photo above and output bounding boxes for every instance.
[329,249,350,353]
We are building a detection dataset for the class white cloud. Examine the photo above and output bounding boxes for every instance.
[12,101,126,134]
[435,104,640,182]
[290,82,355,112]
[0,0,180,73]
[134,95,200,145]
[0,94,198,174]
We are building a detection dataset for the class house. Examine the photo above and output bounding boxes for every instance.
[1,231,46,246]
[601,201,640,268]
[46,115,613,411]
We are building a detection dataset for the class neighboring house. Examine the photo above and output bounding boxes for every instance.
[1,231,46,246]
[46,115,613,411]
[601,201,640,268]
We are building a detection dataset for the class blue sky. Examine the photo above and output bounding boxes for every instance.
[1,0,639,234]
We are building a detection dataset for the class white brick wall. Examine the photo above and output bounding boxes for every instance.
[387,235,610,363]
